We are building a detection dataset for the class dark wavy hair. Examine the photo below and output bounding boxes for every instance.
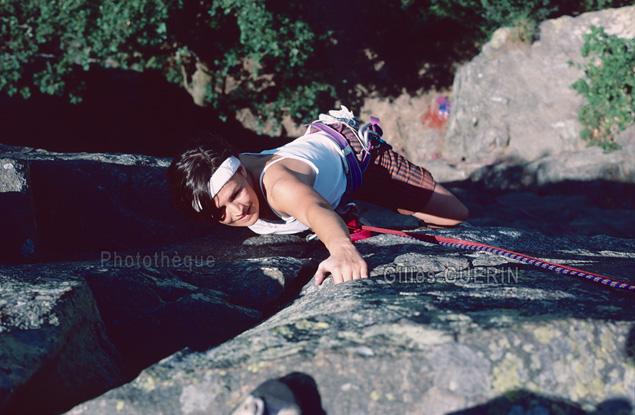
[166,133,239,223]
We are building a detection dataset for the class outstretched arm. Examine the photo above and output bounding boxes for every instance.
[301,198,369,285]
[264,162,368,285]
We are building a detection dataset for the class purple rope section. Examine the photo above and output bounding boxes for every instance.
[358,225,635,293]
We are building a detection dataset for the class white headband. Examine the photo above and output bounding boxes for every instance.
[209,155,241,198]
[191,156,241,213]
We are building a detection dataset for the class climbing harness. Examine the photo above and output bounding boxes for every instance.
[306,106,388,195]
[347,222,635,294]
[305,122,365,195]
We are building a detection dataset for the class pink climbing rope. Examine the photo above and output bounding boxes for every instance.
[349,224,635,293]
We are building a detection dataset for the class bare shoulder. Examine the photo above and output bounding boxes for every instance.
[263,157,316,188]
[261,158,322,218]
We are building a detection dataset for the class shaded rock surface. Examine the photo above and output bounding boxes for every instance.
[0,144,213,263]
[463,126,635,192]
[0,158,39,263]
[0,229,316,413]
[0,267,126,414]
[67,226,635,415]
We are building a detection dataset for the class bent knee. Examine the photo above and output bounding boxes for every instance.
[435,214,467,228]
[437,200,469,227]
[456,203,469,223]
[415,202,469,228]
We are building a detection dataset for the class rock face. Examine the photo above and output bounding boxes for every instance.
[443,6,635,164]
[2,147,632,414]
[67,226,635,415]
[0,158,39,263]
[0,250,316,413]
[0,265,126,414]
[0,144,213,262]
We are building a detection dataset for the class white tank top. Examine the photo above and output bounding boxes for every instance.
[246,131,347,234]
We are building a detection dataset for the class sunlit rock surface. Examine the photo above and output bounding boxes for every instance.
[67,227,634,415]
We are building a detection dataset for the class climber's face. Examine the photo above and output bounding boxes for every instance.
[212,166,259,227]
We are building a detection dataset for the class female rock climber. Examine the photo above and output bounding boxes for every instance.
[167,106,468,285]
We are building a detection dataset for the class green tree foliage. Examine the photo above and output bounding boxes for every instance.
[0,0,331,125]
[1,0,172,102]
[204,0,335,123]
[1,0,633,130]
[570,26,635,152]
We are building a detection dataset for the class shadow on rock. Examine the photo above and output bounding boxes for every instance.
[444,178,635,239]
[447,390,633,415]
[230,372,326,415]
[82,254,317,378]
[627,325,635,367]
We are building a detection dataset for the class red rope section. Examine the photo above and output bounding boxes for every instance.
[353,224,635,293]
